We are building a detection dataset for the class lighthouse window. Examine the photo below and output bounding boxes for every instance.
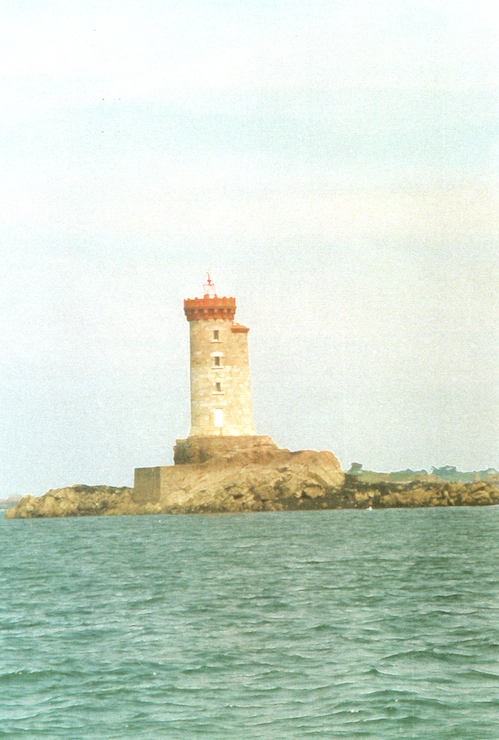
[216,382,221,392]
[213,330,219,340]
[214,355,221,366]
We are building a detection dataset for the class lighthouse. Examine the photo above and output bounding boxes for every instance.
[135,274,282,488]
[183,274,256,437]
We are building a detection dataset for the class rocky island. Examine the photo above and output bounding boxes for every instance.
[7,438,344,518]
[6,440,499,518]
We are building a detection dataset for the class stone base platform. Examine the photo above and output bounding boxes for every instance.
[173,435,287,465]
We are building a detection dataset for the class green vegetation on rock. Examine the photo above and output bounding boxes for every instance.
[347,463,499,484]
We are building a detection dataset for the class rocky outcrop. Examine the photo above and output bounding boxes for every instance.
[7,449,344,518]
[5,485,134,519]
[342,476,499,509]
[134,449,345,514]
[6,461,499,519]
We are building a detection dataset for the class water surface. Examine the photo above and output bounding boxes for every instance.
[2,507,499,738]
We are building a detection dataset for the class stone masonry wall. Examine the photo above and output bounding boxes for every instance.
[188,318,255,436]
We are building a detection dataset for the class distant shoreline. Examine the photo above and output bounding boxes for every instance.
[0,496,22,511]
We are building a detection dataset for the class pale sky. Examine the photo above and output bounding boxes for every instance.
[1,0,499,495]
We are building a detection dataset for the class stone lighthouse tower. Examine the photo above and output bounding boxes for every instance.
[183,274,256,437]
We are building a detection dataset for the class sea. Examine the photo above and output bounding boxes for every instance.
[1,507,499,739]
